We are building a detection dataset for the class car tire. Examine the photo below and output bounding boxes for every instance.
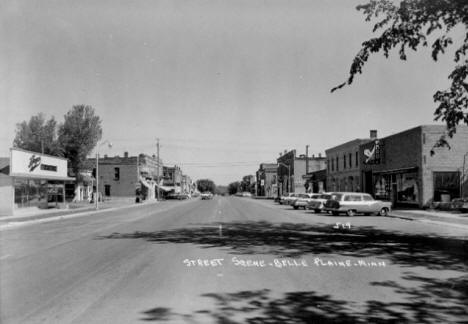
[293,206,299,210]
[314,209,321,213]
[346,210,355,217]
[332,211,339,216]
[379,208,389,216]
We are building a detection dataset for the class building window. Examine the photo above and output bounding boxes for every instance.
[343,155,346,169]
[92,168,96,178]
[349,153,352,168]
[331,159,334,172]
[114,167,120,180]
[336,157,339,171]
[356,152,359,167]
[433,171,460,201]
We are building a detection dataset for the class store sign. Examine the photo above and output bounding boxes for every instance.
[364,140,384,165]
[11,148,67,177]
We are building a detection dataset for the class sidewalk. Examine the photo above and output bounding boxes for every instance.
[389,208,468,228]
[0,198,156,225]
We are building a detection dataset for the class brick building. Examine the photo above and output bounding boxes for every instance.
[85,152,163,200]
[277,150,326,195]
[255,163,278,198]
[326,131,376,192]
[360,125,468,207]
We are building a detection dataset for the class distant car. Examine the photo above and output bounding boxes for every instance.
[292,193,321,210]
[201,192,213,200]
[323,192,392,216]
[166,193,179,200]
[306,193,332,213]
[242,192,252,198]
[178,193,190,200]
[279,193,297,205]
[452,197,468,213]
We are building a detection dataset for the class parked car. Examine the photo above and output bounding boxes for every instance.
[452,197,468,213]
[178,193,190,200]
[242,192,252,198]
[166,193,179,200]
[292,193,321,210]
[279,193,297,205]
[323,192,392,216]
[306,193,332,213]
[201,192,213,200]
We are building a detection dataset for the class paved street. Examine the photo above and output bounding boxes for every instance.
[1,197,467,323]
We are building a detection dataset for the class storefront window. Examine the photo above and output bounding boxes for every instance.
[433,171,460,202]
[14,179,48,208]
[396,172,418,203]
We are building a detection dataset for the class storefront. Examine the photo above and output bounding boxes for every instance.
[0,148,75,216]
[372,167,420,206]
[360,125,468,208]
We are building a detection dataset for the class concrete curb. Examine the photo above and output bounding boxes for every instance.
[387,213,468,230]
[0,200,161,230]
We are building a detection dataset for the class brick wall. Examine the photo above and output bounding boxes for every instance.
[327,139,370,192]
[422,125,468,203]
[98,163,138,197]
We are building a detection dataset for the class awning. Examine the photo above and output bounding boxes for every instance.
[10,173,76,182]
[156,184,175,192]
[373,167,418,175]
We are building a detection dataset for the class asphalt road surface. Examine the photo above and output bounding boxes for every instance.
[1,196,467,323]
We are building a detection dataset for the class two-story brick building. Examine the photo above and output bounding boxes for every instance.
[277,150,326,195]
[326,131,376,192]
[360,125,468,207]
[85,152,163,200]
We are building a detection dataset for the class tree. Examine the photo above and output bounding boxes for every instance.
[197,179,216,193]
[241,175,255,193]
[333,0,468,142]
[228,181,240,195]
[13,113,61,155]
[58,105,102,179]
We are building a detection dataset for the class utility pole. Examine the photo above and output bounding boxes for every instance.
[156,138,160,201]
[306,145,309,174]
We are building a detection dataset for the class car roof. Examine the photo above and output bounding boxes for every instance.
[329,192,368,195]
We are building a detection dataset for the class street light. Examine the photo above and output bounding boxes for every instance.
[278,162,291,194]
[96,140,112,210]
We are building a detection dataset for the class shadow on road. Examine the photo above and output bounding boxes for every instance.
[97,221,468,270]
[97,221,468,323]
[140,281,468,323]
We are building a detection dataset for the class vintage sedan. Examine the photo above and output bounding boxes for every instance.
[323,192,392,216]
[292,193,321,210]
[452,197,468,213]
[306,193,332,213]
[279,193,297,205]
[201,192,213,200]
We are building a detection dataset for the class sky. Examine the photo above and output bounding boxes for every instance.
[0,0,461,185]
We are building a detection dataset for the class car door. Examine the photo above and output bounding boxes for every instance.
[342,194,361,211]
[361,194,377,213]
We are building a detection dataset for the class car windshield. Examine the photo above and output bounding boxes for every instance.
[320,194,331,199]
[298,194,309,198]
